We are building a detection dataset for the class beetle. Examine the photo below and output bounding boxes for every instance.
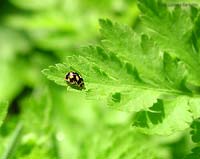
[65,71,85,90]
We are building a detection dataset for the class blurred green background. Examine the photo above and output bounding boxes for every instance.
[0,0,139,102]
[0,0,195,158]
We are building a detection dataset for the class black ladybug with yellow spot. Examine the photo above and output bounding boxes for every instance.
[65,71,85,90]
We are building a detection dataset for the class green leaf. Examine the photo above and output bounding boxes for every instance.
[138,0,200,85]
[133,97,193,135]
[133,99,164,128]
[184,118,200,159]
[42,17,200,135]
[184,147,200,159]
[42,64,67,87]
[99,19,191,90]
[0,101,8,128]
[190,118,200,143]
[188,97,200,119]
[42,51,161,112]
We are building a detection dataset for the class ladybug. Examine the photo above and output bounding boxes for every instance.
[65,71,85,90]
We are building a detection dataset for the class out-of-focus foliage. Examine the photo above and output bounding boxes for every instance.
[3,0,139,54]
[1,0,200,159]
[0,101,8,128]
